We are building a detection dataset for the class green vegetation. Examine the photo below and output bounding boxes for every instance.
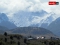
[0,32,60,45]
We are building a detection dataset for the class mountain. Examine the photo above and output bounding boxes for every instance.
[47,17,60,36]
[28,14,54,29]
[28,24,39,27]
[0,13,9,22]
[41,23,48,28]
[0,26,8,30]
[12,10,47,27]
[0,13,17,29]
[11,27,55,37]
[0,26,9,34]
[41,14,54,28]
[0,21,17,29]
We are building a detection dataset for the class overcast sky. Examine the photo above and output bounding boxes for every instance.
[0,0,60,14]
[0,0,60,24]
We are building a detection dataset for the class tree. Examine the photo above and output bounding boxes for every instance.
[17,36,20,40]
[50,37,53,40]
[24,38,27,43]
[17,41,20,45]
[4,38,7,42]
[4,32,7,36]
[49,41,55,45]
[0,42,2,45]
[44,41,49,45]
[10,41,13,44]
[10,36,13,40]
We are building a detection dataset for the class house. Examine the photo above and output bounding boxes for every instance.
[36,37,40,39]
[27,36,36,40]
[50,37,60,40]
[41,36,45,39]
[36,36,45,39]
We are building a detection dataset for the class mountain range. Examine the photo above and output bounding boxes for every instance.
[12,10,48,27]
[0,11,60,37]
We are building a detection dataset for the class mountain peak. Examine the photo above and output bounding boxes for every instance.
[0,13,17,29]
[0,13,9,21]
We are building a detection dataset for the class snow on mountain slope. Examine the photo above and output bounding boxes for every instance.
[10,10,48,27]
[10,10,57,27]
[1,9,58,28]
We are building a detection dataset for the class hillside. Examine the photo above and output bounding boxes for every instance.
[0,21,17,29]
[47,17,60,36]
[0,13,17,29]
[0,26,9,34]
[10,27,55,38]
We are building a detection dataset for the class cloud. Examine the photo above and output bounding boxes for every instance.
[0,0,60,15]
[0,0,43,14]
[0,0,60,27]
[0,0,32,15]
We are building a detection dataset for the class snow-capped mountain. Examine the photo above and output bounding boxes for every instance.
[0,10,57,29]
[0,11,60,36]
[40,13,54,28]
[11,10,49,27]
[3,9,57,28]
[28,12,57,28]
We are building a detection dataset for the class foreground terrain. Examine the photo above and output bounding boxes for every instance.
[0,32,60,45]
